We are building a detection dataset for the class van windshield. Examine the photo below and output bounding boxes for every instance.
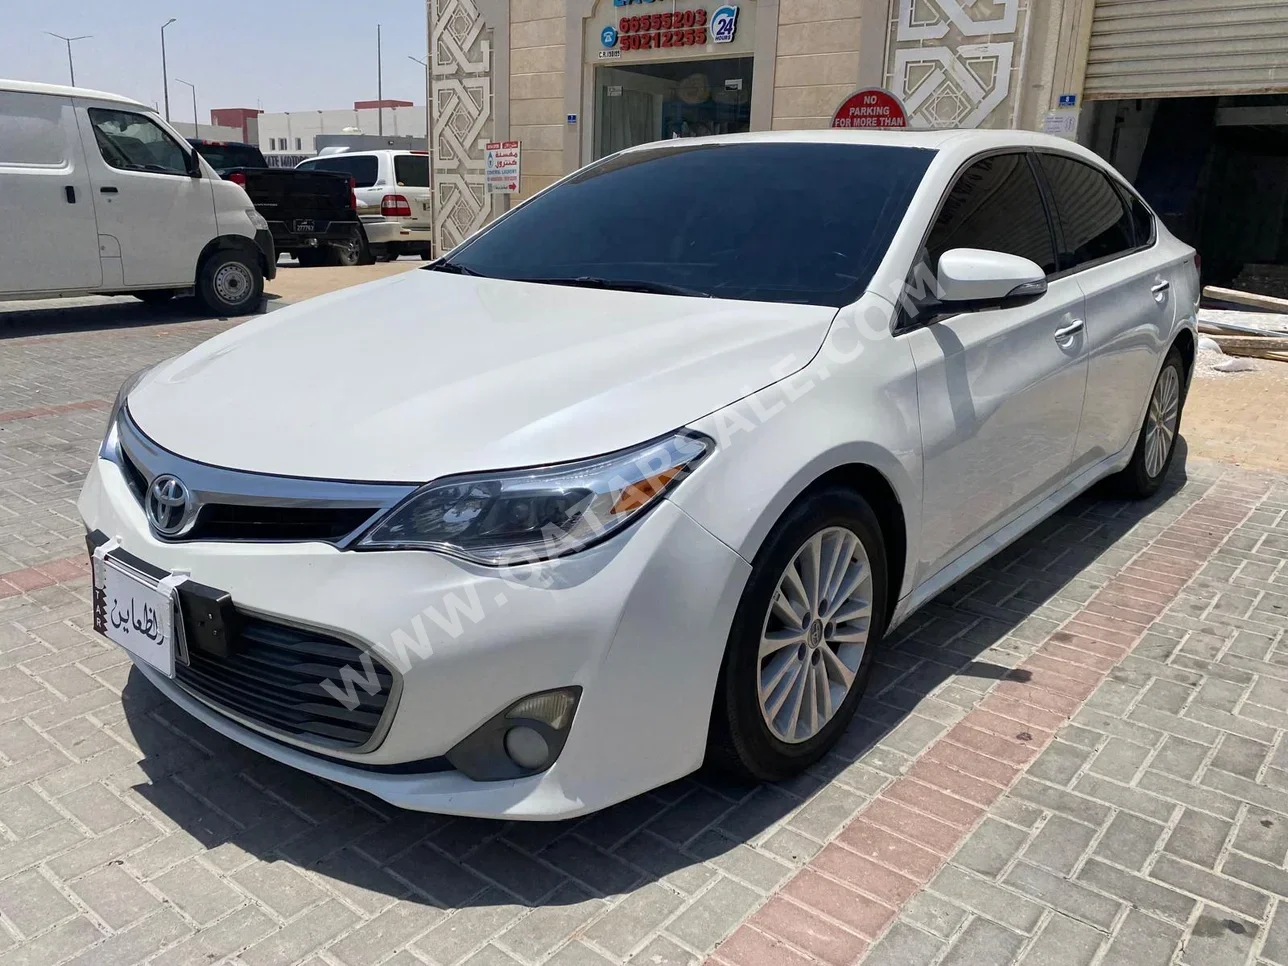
[435,141,934,307]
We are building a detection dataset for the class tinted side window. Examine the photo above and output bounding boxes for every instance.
[394,154,429,187]
[88,108,190,176]
[297,155,378,187]
[1125,190,1155,248]
[1038,154,1135,270]
[926,154,1056,276]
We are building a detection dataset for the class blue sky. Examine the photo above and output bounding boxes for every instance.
[3,1,429,116]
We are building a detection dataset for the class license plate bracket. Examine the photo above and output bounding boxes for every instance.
[92,553,179,677]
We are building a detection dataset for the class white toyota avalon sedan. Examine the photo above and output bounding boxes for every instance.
[80,129,1199,819]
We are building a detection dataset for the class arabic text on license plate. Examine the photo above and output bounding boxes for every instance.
[99,563,175,677]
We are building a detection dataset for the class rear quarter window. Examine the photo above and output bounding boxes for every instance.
[0,91,67,166]
[394,154,429,187]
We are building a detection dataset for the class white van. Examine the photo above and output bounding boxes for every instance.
[296,150,432,259]
[0,79,274,315]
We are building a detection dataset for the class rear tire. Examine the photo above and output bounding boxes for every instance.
[707,487,888,781]
[331,239,362,267]
[133,290,175,306]
[196,249,262,316]
[1109,348,1187,499]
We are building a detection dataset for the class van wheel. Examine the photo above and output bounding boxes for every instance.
[133,290,175,306]
[197,249,263,315]
[1109,348,1186,499]
[707,488,888,781]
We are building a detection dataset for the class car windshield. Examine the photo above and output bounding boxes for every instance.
[191,142,264,172]
[436,141,934,306]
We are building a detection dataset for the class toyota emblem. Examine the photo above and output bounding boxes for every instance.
[146,475,191,536]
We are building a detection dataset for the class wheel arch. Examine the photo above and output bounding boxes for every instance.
[1171,327,1197,387]
[197,234,269,280]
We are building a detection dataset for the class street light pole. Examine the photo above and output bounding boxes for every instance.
[175,78,197,136]
[44,32,90,86]
[408,55,429,153]
[377,24,384,136]
[160,19,176,121]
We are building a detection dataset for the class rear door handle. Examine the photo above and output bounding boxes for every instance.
[64,185,76,203]
[100,186,119,194]
[1152,280,1171,300]
[1054,320,1085,346]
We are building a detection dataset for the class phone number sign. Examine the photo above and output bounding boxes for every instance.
[601,6,739,51]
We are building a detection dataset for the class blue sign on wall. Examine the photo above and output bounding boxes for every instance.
[1059,93,1078,108]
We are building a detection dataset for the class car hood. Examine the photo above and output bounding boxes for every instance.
[127,270,838,482]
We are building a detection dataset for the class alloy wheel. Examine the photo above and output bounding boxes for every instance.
[758,527,873,744]
[1144,365,1180,478]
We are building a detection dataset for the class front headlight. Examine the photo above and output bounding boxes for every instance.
[99,363,162,461]
[245,207,269,231]
[356,431,713,565]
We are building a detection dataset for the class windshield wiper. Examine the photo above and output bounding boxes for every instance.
[422,260,486,276]
[515,276,712,298]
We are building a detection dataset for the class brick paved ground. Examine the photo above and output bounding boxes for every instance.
[3,297,1288,966]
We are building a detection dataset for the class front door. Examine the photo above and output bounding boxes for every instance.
[79,104,216,287]
[0,90,101,294]
[907,153,1089,583]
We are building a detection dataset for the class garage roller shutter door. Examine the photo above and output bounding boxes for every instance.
[1085,0,1288,100]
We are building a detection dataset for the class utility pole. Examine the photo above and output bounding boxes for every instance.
[160,19,176,121]
[175,78,197,136]
[45,32,90,86]
[408,55,429,153]
[377,24,384,136]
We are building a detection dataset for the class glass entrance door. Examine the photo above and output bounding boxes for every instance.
[595,57,753,159]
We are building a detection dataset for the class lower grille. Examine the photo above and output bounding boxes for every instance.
[175,615,395,749]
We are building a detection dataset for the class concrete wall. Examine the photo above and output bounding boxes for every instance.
[771,0,864,129]
[511,0,567,198]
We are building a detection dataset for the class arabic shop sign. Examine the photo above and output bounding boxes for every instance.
[485,141,521,193]
[600,6,739,52]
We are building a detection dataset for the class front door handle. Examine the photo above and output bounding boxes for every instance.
[64,185,76,203]
[100,186,119,194]
[1054,320,1085,346]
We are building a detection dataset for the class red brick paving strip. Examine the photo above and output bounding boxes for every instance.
[0,399,108,423]
[0,555,91,598]
[710,478,1269,966]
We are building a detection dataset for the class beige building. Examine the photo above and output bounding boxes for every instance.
[426,0,1288,289]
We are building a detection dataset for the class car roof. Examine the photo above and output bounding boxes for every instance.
[620,127,1101,159]
[0,77,150,111]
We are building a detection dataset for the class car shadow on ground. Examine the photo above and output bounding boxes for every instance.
[0,294,278,340]
[118,442,1194,913]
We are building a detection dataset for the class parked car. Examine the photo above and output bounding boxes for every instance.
[0,79,273,314]
[187,139,370,267]
[296,149,432,260]
[80,129,1198,819]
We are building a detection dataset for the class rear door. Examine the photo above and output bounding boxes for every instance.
[80,104,216,286]
[0,89,101,294]
[391,152,432,232]
[1034,153,1177,472]
[907,152,1089,584]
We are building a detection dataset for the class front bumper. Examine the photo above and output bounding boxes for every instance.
[78,457,749,818]
[253,229,277,280]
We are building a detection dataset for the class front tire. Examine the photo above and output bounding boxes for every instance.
[708,488,888,781]
[1110,348,1186,499]
[196,249,263,316]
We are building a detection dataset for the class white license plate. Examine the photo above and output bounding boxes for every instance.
[95,560,176,677]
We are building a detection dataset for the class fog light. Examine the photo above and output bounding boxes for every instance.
[445,686,582,782]
[504,726,551,770]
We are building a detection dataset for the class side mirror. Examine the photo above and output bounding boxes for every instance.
[186,151,203,178]
[937,248,1047,307]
